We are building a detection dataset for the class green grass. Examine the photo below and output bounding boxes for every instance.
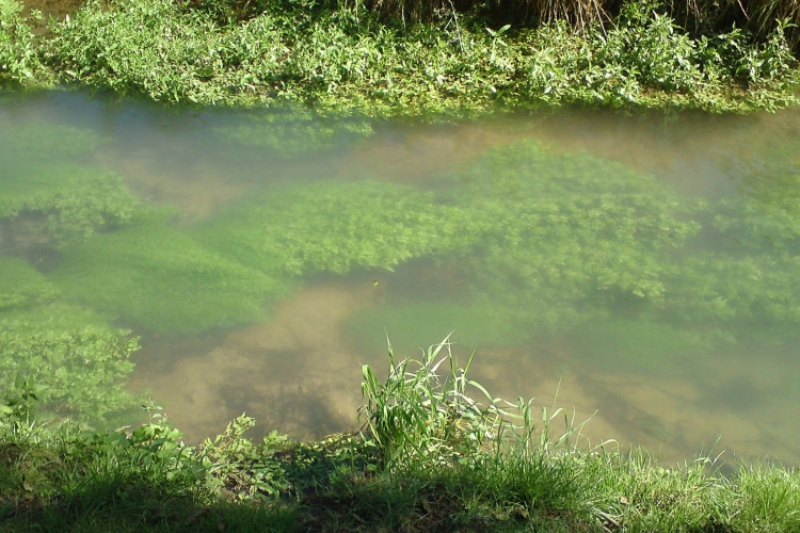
[2,337,800,533]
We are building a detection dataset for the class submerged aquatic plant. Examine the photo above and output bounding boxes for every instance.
[0,303,140,423]
[194,180,479,276]
[51,210,287,333]
[0,123,137,242]
[715,142,800,253]
[0,164,139,242]
[448,140,701,335]
[211,110,374,159]
[0,256,58,311]
[0,121,103,163]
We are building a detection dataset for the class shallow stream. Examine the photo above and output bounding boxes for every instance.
[2,90,800,465]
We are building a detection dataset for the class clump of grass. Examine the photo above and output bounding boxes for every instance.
[719,463,800,530]
[359,336,498,468]
[2,335,800,532]
[359,335,592,470]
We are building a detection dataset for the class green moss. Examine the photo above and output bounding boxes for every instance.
[0,163,139,242]
[0,256,58,311]
[50,210,288,334]
[0,303,140,423]
[193,180,478,276]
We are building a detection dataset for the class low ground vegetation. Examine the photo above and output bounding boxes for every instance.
[1,340,799,533]
[1,0,799,113]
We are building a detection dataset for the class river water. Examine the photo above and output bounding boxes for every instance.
[2,90,800,465]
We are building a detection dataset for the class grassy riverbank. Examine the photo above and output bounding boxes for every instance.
[2,341,799,533]
[1,0,800,114]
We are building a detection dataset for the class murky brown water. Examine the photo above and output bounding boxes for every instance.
[3,91,800,466]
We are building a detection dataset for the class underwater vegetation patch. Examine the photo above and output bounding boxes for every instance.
[0,256,58,311]
[0,303,140,423]
[193,180,479,276]
[0,122,137,242]
[715,145,800,253]
[407,140,800,353]
[659,253,800,331]
[0,121,103,163]
[211,110,374,159]
[562,317,720,375]
[446,141,702,334]
[50,210,287,334]
[0,163,139,242]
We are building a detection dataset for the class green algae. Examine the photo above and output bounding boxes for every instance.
[0,303,140,423]
[50,210,288,334]
[193,180,478,276]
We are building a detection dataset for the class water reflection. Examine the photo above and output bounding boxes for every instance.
[2,92,800,466]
